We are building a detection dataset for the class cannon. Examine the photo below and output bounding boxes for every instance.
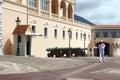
[46,47,87,57]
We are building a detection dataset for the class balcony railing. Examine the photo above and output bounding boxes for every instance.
[52,13,59,20]
[40,11,91,27]
[28,7,38,14]
[68,18,73,24]
[74,20,79,25]
[60,17,66,22]
[66,0,74,3]
[41,11,49,17]
[16,0,22,3]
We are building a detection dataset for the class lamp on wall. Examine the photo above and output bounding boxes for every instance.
[16,17,21,56]
[68,28,72,57]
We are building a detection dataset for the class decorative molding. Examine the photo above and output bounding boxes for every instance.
[76,29,78,31]
[54,24,58,28]
[62,26,66,29]
[30,20,37,24]
[4,0,26,8]
[70,28,72,30]
[43,22,49,26]
[80,30,83,32]
[110,43,120,48]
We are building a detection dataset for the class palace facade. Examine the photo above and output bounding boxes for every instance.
[1,0,120,57]
[1,0,92,57]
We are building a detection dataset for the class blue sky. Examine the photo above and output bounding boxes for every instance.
[74,0,120,25]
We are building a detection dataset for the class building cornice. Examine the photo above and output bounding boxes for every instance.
[93,25,120,29]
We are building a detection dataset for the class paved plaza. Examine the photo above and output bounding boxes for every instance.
[0,56,120,80]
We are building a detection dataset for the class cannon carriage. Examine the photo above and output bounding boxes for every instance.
[46,47,87,57]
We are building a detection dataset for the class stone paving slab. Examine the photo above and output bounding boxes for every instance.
[0,55,87,74]
[91,68,120,75]
[67,57,120,80]
[0,56,120,80]
[0,61,39,74]
[67,78,94,80]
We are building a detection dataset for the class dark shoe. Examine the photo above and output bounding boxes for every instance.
[99,61,102,63]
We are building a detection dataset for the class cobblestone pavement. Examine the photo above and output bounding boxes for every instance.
[0,56,120,80]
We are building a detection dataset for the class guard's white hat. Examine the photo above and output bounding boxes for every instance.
[100,40,103,42]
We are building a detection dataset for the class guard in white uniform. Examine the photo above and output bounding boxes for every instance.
[98,40,105,63]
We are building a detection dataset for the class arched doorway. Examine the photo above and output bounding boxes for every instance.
[52,0,58,14]
[68,4,73,19]
[60,0,66,17]
[26,36,31,56]
[96,42,110,57]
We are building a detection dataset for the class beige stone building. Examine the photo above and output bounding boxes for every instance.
[1,0,92,57]
[92,25,120,57]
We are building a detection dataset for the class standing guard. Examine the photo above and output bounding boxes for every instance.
[98,40,105,63]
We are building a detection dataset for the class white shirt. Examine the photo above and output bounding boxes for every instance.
[98,43,105,51]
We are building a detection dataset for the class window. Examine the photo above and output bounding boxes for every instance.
[103,32,108,38]
[111,32,116,38]
[0,33,2,37]
[52,0,58,14]
[83,33,86,40]
[119,32,120,38]
[54,29,57,38]
[29,0,37,8]
[62,30,65,39]
[18,35,21,43]
[80,33,82,39]
[95,32,100,38]
[60,1,66,17]
[88,34,90,40]
[76,32,78,40]
[41,0,49,11]
[68,4,73,19]
[32,26,36,33]
[44,27,48,37]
